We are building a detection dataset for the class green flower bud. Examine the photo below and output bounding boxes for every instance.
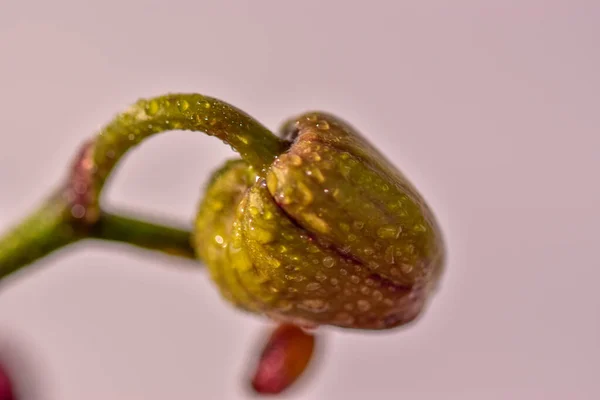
[196,112,444,330]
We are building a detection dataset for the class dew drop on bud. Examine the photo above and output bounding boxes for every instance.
[288,154,303,166]
[145,100,159,116]
[357,299,371,312]
[177,99,190,112]
[322,256,335,268]
[299,299,329,312]
[377,225,402,239]
[316,120,330,130]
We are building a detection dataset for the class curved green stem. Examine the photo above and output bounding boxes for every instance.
[92,93,287,198]
[0,92,284,281]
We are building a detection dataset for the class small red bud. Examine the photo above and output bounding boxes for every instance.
[0,363,14,400]
[251,324,315,395]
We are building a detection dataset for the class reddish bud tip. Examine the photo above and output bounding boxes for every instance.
[0,363,14,400]
[251,324,316,395]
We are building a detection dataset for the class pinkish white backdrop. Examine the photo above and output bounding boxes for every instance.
[0,1,598,399]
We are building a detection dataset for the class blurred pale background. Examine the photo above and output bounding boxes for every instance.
[0,1,599,399]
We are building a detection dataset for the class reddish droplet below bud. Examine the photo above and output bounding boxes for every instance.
[251,324,316,395]
[0,363,14,400]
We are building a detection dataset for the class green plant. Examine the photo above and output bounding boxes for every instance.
[0,93,445,395]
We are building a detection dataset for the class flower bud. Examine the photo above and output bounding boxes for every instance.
[195,112,444,330]
[250,324,315,395]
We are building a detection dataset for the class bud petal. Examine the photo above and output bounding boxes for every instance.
[194,159,259,311]
[195,112,445,330]
[268,113,444,288]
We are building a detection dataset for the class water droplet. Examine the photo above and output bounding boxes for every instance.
[377,225,402,239]
[73,181,87,194]
[385,245,396,264]
[315,272,327,282]
[365,278,375,286]
[413,223,427,232]
[390,267,400,277]
[372,290,383,301]
[146,100,159,115]
[353,221,365,230]
[316,120,330,130]
[71,204,86,219]
[350,275,360,284]
[383,298,394,306]
[248,206,260,216]
[303,213,329,233]
[339,268,347,276]
[178,99,190,112]
[322,256,335,268]
[305,282,321,291]
[360,286,371,295]
[364,247,375,256]
[269,285,280,293]
[299,299,329,312]
[357,300,371,312]
[310,167,325,183]
[209,118,217,126]
[288,154,303,166]
[330,277,339,285]
[239,136,250,145]
[297,182,314,206]
[201,101,211,109]
[266,257,281,268]
[334,312,355,325]
[128,133,136,141]
[348,234,357,242]
[344,302,354,311]
[307,244,320,254]
[277,300,293,311]
[215,235,224,245]
[249,226,275,244]
[282,232,295,241]
[401,263,414,274]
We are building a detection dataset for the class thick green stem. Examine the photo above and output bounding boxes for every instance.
[0,194,78,279]
[92,93,288,199]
